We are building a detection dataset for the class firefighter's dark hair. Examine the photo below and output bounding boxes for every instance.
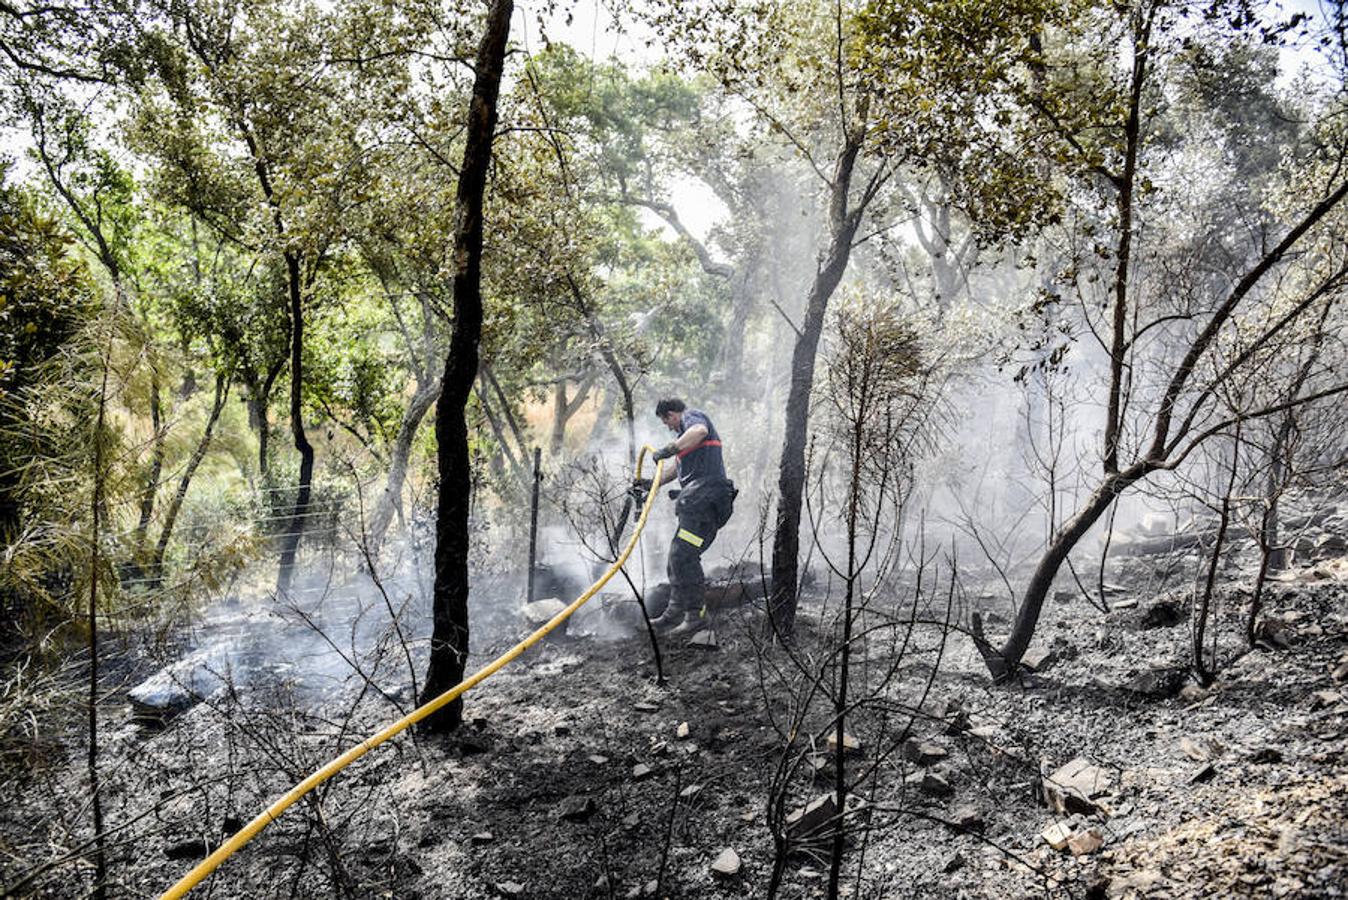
[654,398,686,417]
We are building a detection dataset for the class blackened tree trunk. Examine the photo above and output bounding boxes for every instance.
[418,0,513,733]
[276,250,314,596]
[767,132,873,638]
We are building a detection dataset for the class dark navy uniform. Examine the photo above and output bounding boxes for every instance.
[666,409,736,615]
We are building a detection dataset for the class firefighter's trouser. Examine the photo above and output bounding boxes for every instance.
[666,478,737,613]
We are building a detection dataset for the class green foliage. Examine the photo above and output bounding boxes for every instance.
[0,165,93,402]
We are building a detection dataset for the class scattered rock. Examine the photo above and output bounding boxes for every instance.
[588,754,609,765]
[1022,646,1057,673]
[1254,618,1293,650]
[950,805,985,833]
[557,795,596,822]
[471,831,495,844]
[827,732,862,755]
[1141,598,1185,628]
[902,739,948,766]
[785,793,837,840]
[494,881,525,897]
[1179,736,1223,762]
[631,763,654,780]
[905,771,953,798]
[689,629,718,649]
[633,701,659,713]
[1111,598,1138,611]
[1069,829,1104,856]
[1309,690,1342,711]
[678,784,703,802]
[1332,659,1348,683]
[1178,684,1209,704]
[676,721,690,740]
[522,598,568,628]
[1190,763,1217,784]
[1041,821,1074,851]
[1043,758,1113,816]
[710,848,741,878]
[943,851,965,873]
[1313,533,1347,558]
[1121,667,1186,699]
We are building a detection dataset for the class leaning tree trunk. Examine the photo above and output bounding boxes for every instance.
[768,137,867,639]
[367,380,440,556]
[276,250,314,596]
[972,466,1147,681]
[151,371,230,584]
[418,0,512,733]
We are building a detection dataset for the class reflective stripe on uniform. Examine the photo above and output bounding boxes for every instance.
[676,528,705,547]
[677,439,722,459]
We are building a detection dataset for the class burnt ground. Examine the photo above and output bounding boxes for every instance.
[2,557,1348,899]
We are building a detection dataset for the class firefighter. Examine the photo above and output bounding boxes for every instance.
[635,398,736,633]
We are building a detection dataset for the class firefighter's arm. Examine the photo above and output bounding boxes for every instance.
[652,424,708,461]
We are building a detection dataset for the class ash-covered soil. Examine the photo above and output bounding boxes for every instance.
[3,559,1348,899]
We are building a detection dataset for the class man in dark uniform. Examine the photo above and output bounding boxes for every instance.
[638,398,736,633]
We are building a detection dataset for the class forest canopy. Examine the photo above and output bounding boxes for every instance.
[2,0,1346,897]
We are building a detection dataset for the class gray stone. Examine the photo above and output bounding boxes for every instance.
[1069,829,1104,856]
[1121,667,1185,698]
[633,701,659,713]
[494,882,524,897]
[631,763,654,780]
[558,795,596,821]
[1179,736,1223,762]
[522,598,568,627]
[950,805,985,833]
[471,831,495,844]
[1021,647,1057,673]
[689,629,718,649]
[1041,821,1074,851]
[906,771,953,798]
[1043,758,1113,816]
[902,740,948,766]
[785,793,837,840]
[827,732,862,755]
[710,848,741,878]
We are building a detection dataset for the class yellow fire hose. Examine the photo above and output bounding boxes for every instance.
[161,450,665,899]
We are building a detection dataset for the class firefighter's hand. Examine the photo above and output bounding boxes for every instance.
[651,442,679,462]
[629,478,653,502]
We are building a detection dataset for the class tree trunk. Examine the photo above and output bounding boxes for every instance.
[151,371,230,583]
[276,250,314,597]
[418,0,512,733]
[132,367,164,568]
[367,380,440,555]
[768,138,867,638]
[972,466,1147,681]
